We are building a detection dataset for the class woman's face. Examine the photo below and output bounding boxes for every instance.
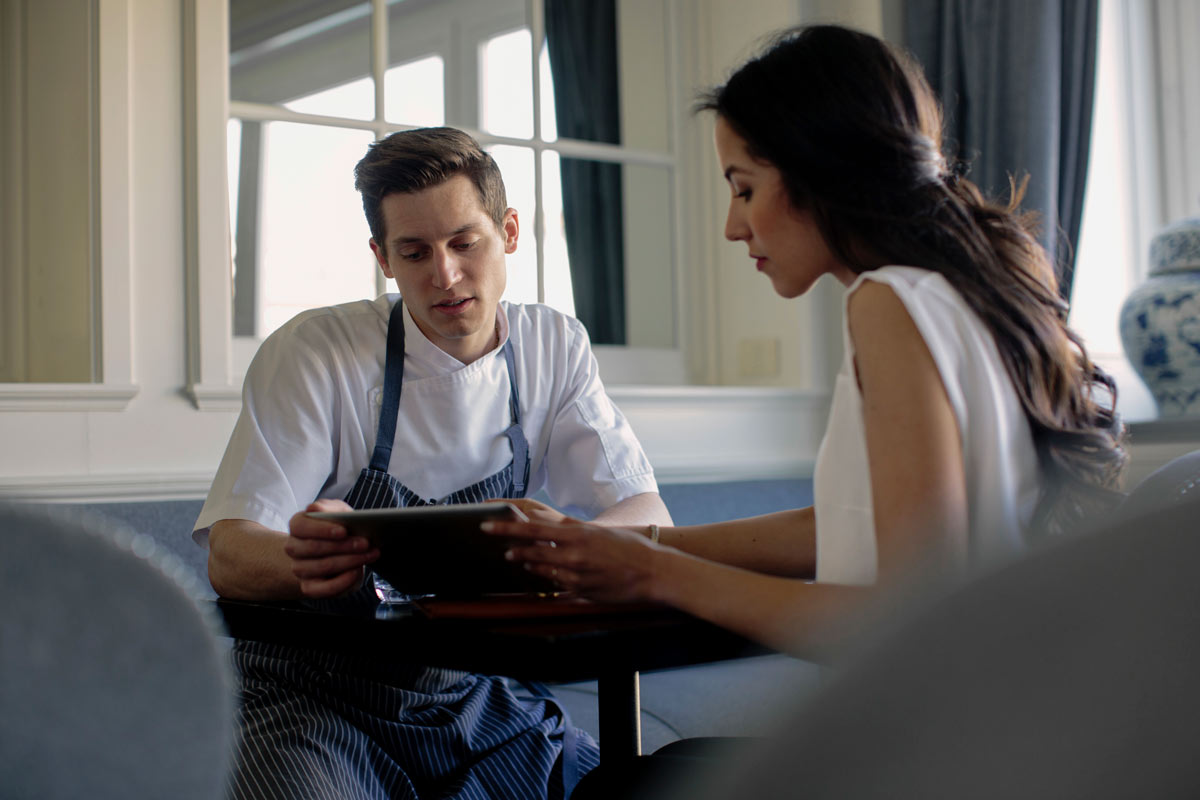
[713,117,856,297]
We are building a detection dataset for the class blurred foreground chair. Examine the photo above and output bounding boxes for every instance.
[678,493,1200,800]
[0,502,233,800]
[1122,447,1200,512]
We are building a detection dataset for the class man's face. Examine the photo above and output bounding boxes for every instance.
[370,174,517,364]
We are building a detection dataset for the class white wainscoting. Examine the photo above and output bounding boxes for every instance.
[4,393,1197,504]
[0,471,217,504]
[0,387,831,503]
[608,386,830,483]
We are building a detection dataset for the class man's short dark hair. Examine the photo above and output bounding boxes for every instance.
[353,127,508,253]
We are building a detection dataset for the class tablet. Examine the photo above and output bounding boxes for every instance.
[307,502,553,597]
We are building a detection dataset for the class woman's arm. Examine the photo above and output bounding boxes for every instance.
[492,280,968,659]
[502,496,813,576]
[655,508,816,578]
[849,280,968,583]
[486,518,856,658]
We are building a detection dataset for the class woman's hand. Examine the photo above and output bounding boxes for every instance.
[482,518,662,603]
[285,498,380,598]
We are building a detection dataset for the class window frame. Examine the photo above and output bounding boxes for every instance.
[1068,0,1200,425]
[185,0,686,409]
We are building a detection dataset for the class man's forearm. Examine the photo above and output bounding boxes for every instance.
[208,519,305,601]
[590,491,673,527]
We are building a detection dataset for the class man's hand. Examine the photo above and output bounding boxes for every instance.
[488,497,580,525]
[285,498,380,598]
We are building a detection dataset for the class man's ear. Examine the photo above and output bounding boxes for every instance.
[502,208,519,255]
[369,238,394,279]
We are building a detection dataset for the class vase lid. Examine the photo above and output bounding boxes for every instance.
[1150,216,1200,275]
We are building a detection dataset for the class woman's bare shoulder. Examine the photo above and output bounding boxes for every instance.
[846,277,919,345]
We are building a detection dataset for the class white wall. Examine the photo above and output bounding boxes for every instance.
[684,0,818,388]
[678,0,887,392]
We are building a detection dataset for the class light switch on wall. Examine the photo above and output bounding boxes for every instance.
[738,337,781,379]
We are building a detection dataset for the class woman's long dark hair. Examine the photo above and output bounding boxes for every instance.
[699,25,1126,536]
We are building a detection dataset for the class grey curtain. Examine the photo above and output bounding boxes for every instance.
[545,0,626,344]
[904,0,1099,301]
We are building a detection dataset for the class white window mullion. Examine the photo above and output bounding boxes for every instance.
[452,17,475,130]
[372,0,388,298]
[1122,0,1164,281]
[528,0,547,303]
[517,135,675,169]
[229,101,380,130]
[372,0,387,126]
[533,146,546,304]
[184,0,237,410]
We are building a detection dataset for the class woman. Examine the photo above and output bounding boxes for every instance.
[487,24,1126,660]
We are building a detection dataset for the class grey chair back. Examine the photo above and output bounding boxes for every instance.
[1123,448,1200,512]
[682,495,1200,799]
[0,503,233,799]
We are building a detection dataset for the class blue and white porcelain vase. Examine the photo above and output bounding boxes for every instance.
[1119,216,1200,417]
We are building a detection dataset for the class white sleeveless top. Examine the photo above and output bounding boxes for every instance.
[813,266,1040,585]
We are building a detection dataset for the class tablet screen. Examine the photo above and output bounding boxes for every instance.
[308,502,551,597]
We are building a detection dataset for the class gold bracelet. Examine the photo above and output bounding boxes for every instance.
[648,524,660,544]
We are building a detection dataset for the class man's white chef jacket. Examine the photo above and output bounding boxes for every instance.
[193,296,658,544]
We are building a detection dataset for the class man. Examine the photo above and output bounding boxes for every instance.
[194,127,672,799]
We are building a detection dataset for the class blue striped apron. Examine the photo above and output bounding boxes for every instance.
[227,299,595,799]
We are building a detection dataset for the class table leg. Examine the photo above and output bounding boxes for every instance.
[598,669,641,761]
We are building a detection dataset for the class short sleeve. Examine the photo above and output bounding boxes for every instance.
[539,318,657,516]
[192,323,340,545]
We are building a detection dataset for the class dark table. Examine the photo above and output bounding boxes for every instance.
[213,596,768,762]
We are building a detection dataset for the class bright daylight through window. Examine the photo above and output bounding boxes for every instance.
[224,0,683,358]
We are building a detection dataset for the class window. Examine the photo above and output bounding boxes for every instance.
[1069,0,1191,423]
[219,0,678,383]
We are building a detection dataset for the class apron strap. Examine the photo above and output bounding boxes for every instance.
[517,679,581,798]
[368,299,407,473]
[502,338,520,424]
[500,338,530,496]
[504,423,530,497]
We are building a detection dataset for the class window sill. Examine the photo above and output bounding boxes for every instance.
[1127,417,1200,445]
[0,383,139,412]
[187,382,243,412]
